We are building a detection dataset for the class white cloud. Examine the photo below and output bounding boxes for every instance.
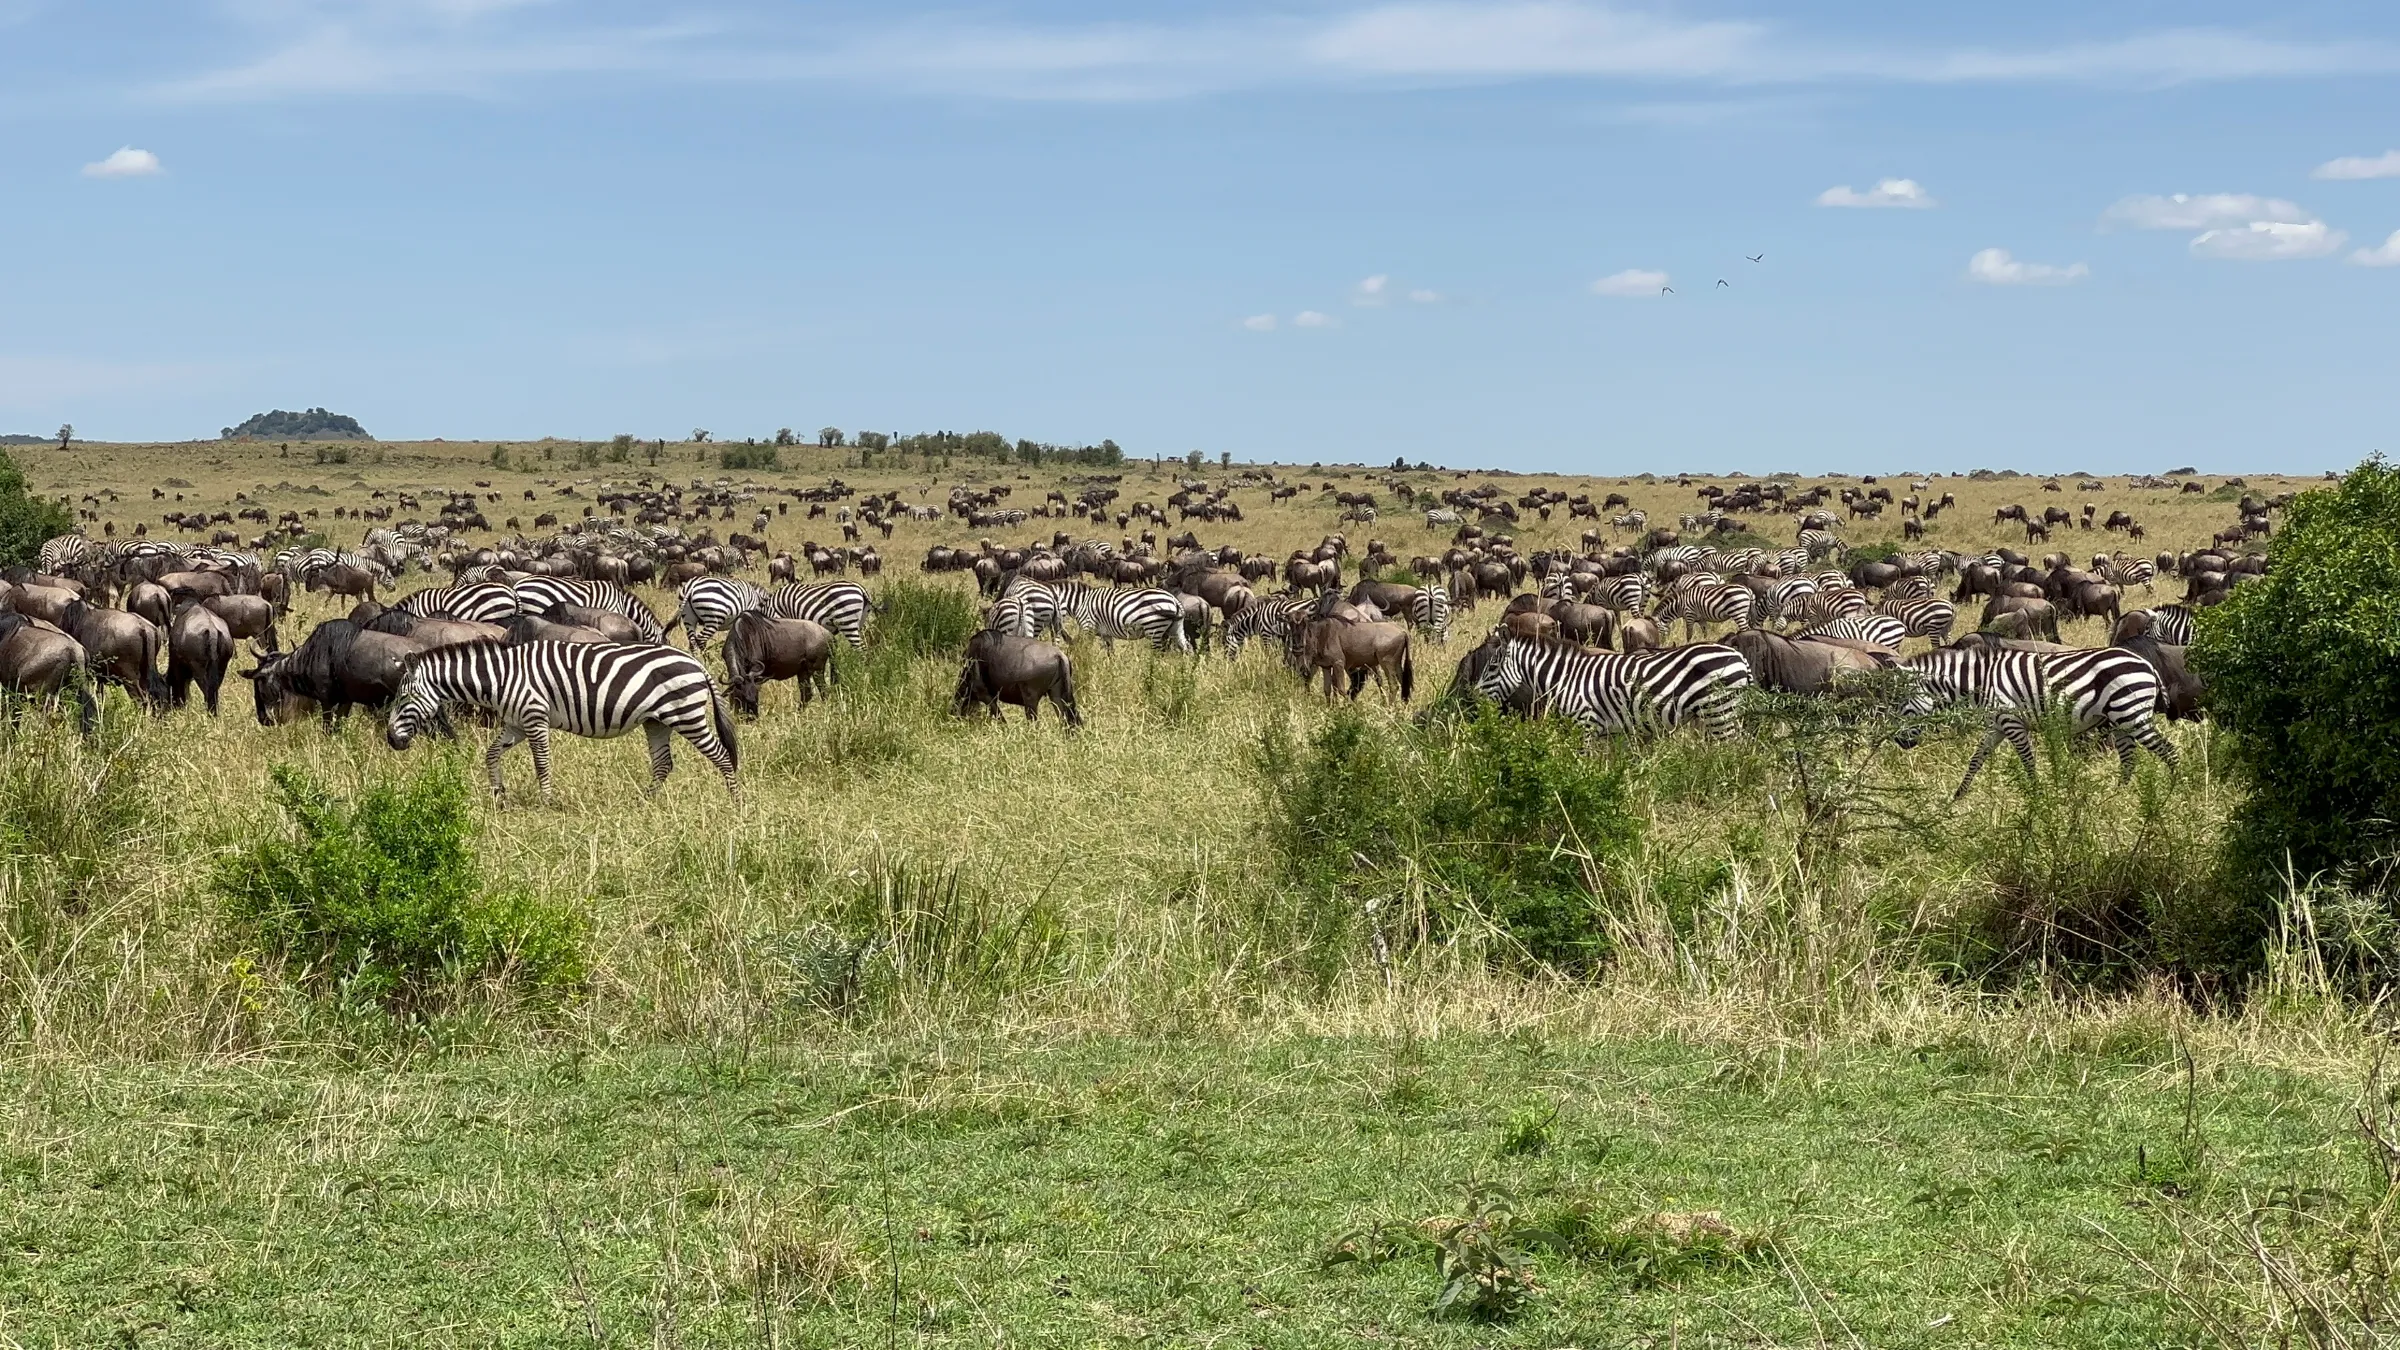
[2101,193,2311,230]
[1592,268,1670,296]
[1293,310,1337,327]
[2314,150,2400,181]
[1408,288,1440,303]
[1816,178,1934,209]
[2189,219,2348,260]
[2347,230,2400,267]
[1352,273,1390,305]
[1242,313,1278,331]
[1966,248,2089,286]
[81,147,162,178]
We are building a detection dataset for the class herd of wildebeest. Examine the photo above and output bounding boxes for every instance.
[0,464,2285,799]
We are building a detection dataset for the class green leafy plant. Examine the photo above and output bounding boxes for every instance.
[0,449,72,568]
[215,761,585,1007]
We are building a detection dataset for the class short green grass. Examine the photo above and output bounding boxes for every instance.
[0,1029,2361,1347]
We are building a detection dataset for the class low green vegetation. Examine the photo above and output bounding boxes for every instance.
[0,448,73,569]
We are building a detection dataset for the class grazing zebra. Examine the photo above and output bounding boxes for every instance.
[1797,586,1869,625]
[2097,556,2158,589]
[1875,597,1958,642]
[1897,645,2177,799]
[1046,580,1189,652]
[396,580,518,624]
[1461,633,1751,739]
[1796,529,1843,560]
[37,534,94,576]
[1222,595,1314,659]
[1653,584,1757,640]
[1801,614,1909,650]
[514,578,668,643]
[1609,510,1648,533]
[1406,584,1453,643]
[987,584,1065,639]
[766,581,873,648]
[1592,574,1650,614]
[385,640,739,799]
[1761,577,1815,624]
[1424,508,1460,528]
[2126,605,2195,645]
[675,576,769,651]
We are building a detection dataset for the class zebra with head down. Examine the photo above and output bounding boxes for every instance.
[1895,643,2176,799]
[1458,631,1751,740]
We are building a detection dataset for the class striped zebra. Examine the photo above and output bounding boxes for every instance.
[385,640,739,800]
[675,576,769,651]
[37,534,94,576]
[1609,510,1648,533]
[1653,583,1756,640]
[1797,529,1843,560]
[515,578,668,643]
[2125,605,2195,645]
[1875,597,1958,643]
[396,580,519,623]
[1801,614,1908,649]
[1046,580,1188,652]
[1897,645,2177,799]
[1406,584,1453,643]
[766,581,874,648]
[1592,574,1650,614]
[1461,633,1751,739]
[1222,595,1314,659]
[988,581,1066,640]
[2097,556,2158,589]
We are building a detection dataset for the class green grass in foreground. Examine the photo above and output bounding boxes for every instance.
[0,1030,2356,1347]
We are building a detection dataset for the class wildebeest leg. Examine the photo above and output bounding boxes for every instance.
[1347,666,1368,700]
[644,721,675,790]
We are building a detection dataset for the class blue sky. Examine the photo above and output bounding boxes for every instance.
[5,0,2397,473]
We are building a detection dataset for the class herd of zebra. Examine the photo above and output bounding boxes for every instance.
[3,516,2235,803]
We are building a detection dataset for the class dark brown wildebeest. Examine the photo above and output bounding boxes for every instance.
[5,583,83,627]
[1728,630,1893,695]
[56,600,164,706]
[723,613,835,716]
[201,593,280,652]
[126,580,174,629]
[2110,625,2203,722]
[501,612,614,645]
[1288,614,1413,701]
[239,619,416,728]
[1994,504,2028,525]
[1544,599,1615,648]
[155,569,232,601]
[360,607,508,651]
[166,601,233,715]
[307,562,377,604]
[954,630,1081,727]
[0,611,94,727]
[1616,615,1664,653]
[547,604,647,644]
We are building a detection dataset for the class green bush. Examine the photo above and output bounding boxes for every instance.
[872,579,979,659]
[1846,539,1903,564]
[720,442,782,471]
[216,762,585,1007]
[0,449,72,570]
[1257,705,1642,972]
[2194,458,2400,941]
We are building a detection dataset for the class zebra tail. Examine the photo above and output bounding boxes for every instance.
[712,691,741,774]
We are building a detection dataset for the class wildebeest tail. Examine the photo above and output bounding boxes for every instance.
[1399,646,1414,703]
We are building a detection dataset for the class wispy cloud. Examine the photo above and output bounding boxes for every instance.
[1966,248,2088,286]
[2351,231,2400,267]
[154,2,2400,103]
[1592,268,1670,297]
[2102,193,2313,231]
[82,147,162,178]
[1352,274,1390,306]
[2189,220,2348,260]
[1241,313,1278,331]
[2315,150,2400,181]
[1816,178,1933,209]
[1407,288,1440,303]
[1293,310,1337,328]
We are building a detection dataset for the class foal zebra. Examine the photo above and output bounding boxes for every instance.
[1897,645,2176,799]
[385,640,739,799]
[1461,632,1751,739]
[766,581,873,648]
[675,576,769,651]
[1046,580,1189,652]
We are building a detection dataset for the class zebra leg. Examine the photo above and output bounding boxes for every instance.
[2131,717,2180,770]
[525,720,555,802]
[644,721,676,790]
[1998,713,2038,779]
[1953,721,2010,800]
[485,722,525,797]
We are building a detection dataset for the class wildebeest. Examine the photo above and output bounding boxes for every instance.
[56,600,165,706]
[166,601,234,715]
[360,607,511,651]
[501,612,615,645]
[722,613,834,716]
[954,630,1081,727]
[0,611,95,727]
[200,593,281,652]
[240,619,417,727]
[1728,630,1894,695]
[1616,615,1665,653]
[1288,613,1414,701]
[1980,597,2061,642]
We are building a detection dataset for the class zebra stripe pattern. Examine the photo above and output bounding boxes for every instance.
[1408,585,1452,643]
[766,581,873,648]
[1222,595,1314,659]
[676,576,769,651]
[988,581,1065,640]
[514,578,669,643]
[386,640,739,799]
[1899,645,2177,799]
[1046,580,1189,652]
[1653,583,1757,638]
[2127,605,2194,644]
[1465,633,1751,739]
[2099,557,2158,589]
[1593,575,1650,614]
[1875,597,1958,642]
[1802,614,1909,649]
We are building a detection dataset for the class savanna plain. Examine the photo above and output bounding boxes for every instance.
[0,436,2388,1348]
